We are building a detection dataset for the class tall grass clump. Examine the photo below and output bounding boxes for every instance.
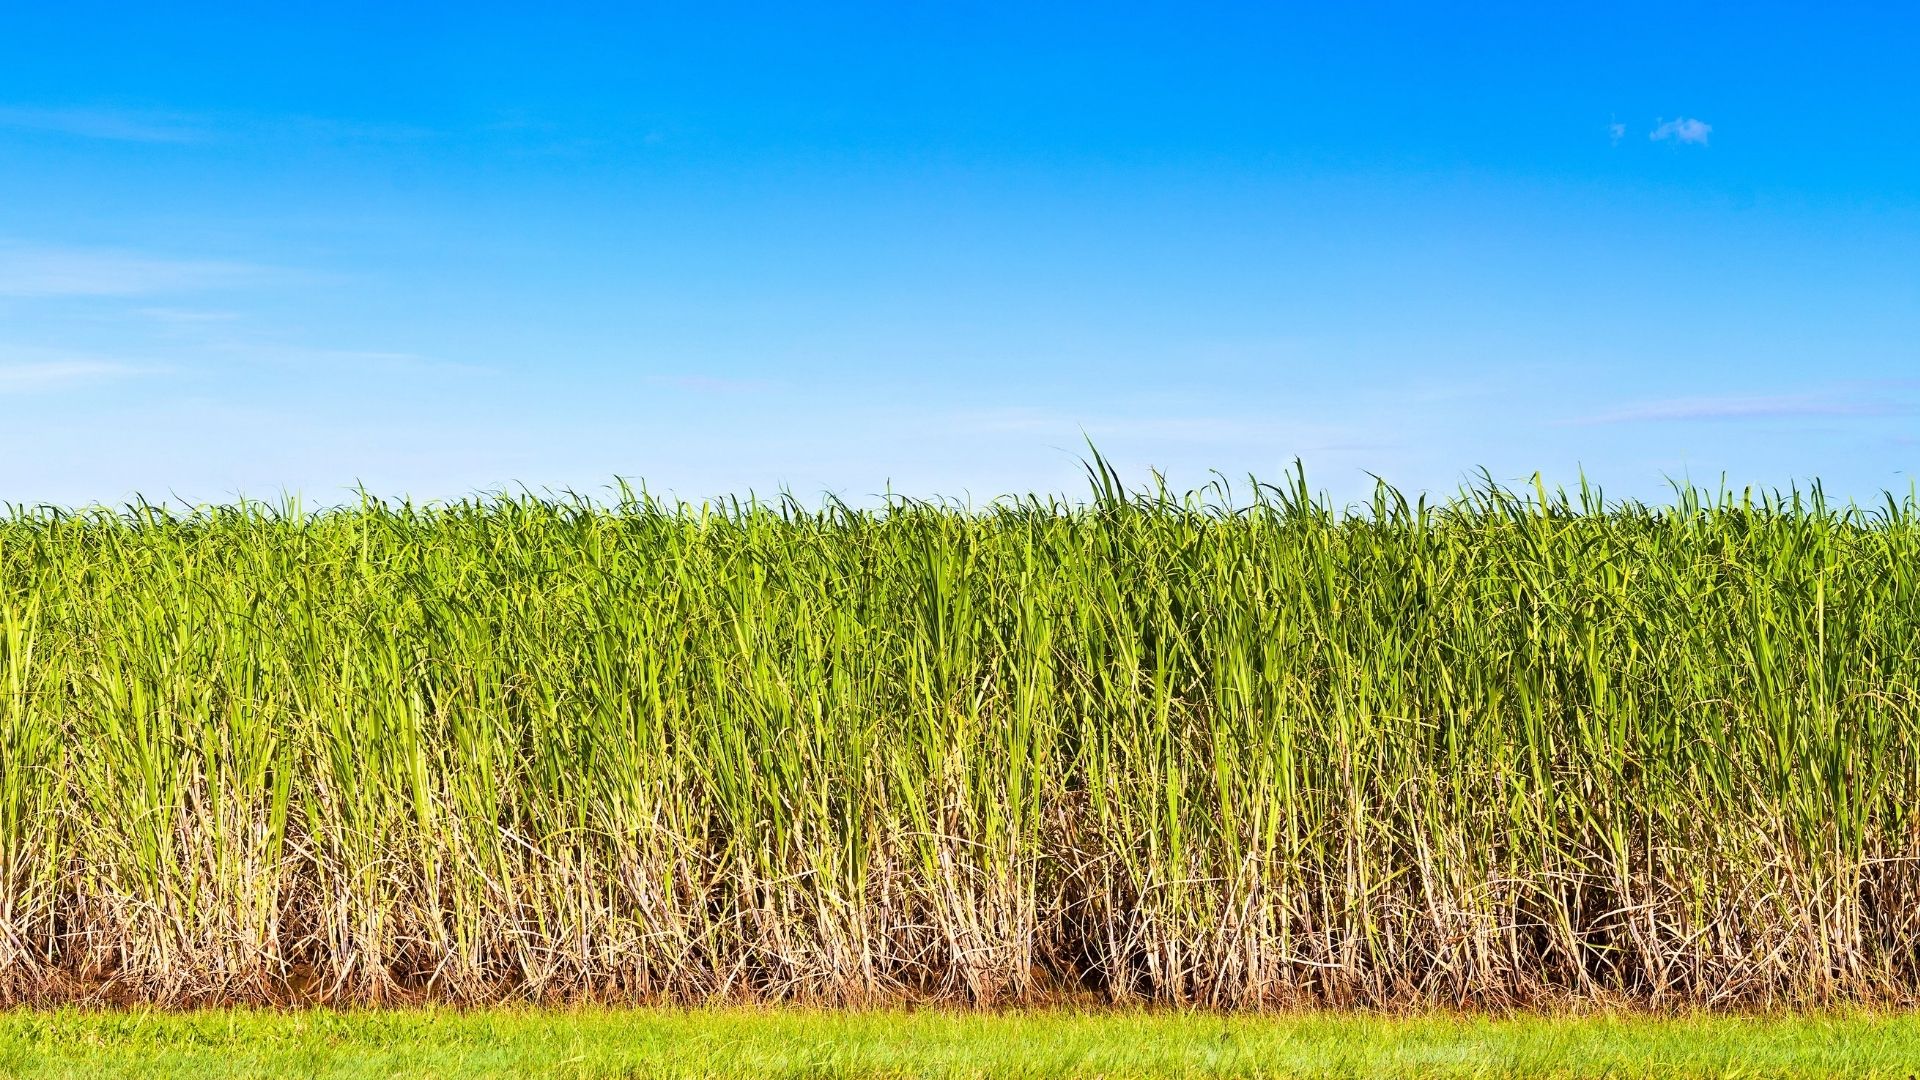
[1,461,1918,1008]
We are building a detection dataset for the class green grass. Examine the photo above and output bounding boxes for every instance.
[3,459,1920,1006]
[3,1007,1920,1078]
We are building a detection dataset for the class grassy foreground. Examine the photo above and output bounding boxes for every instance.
[4,462,1920,1006]
[3,1007,1919,1079]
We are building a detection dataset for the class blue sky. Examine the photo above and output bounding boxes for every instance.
[1,3,1915,506]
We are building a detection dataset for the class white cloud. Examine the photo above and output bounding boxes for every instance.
[1569,393,1902,425]
[953,406,1375,450]
[645,373,774,394]
[0,359,153,393]
[197,341,480,376]
[0,245,259,297]
[1608,122,1627,144]
[0,104,452,148]
[281,347,467,371]
[1649,117,1712,145]
[0,105,205,143]
[268,115,436,143]
[134,307,241,324]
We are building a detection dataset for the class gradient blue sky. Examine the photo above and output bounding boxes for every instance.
[2,3,1915,506]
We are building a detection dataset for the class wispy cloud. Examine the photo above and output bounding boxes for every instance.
[0,104,448,146]
[1570,393,1904,426]
[0,358,155,393]
[0,105,206,143]
[955,406,1375,450]
[269,115,437,143]
[206,342,480,375]
[1608,121,1627,145]
[320,348,477,374]
[1649,117,1712,145]
[645,374,774,394]
[133,307,241,324]
[0,245,260,297]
